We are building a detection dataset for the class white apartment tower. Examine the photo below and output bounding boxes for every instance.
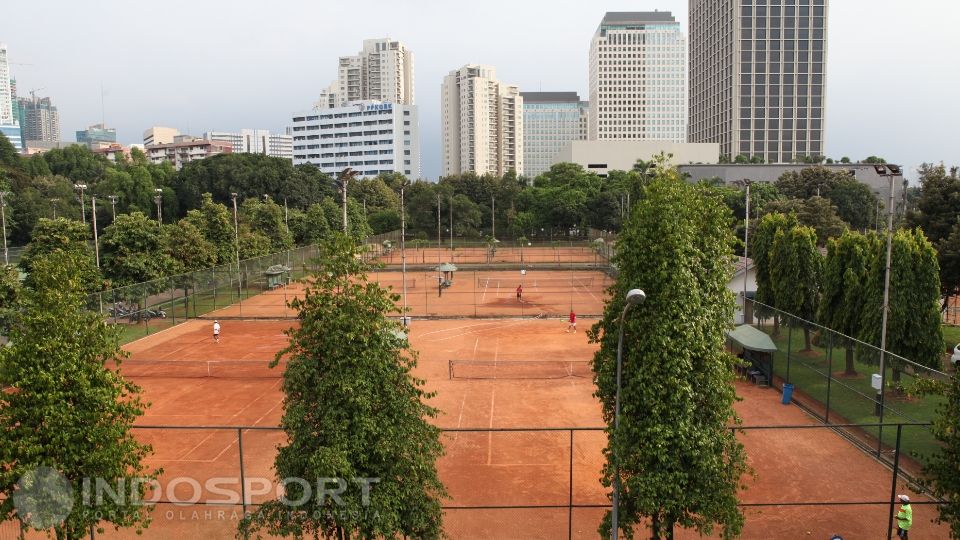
[589,12,688,142]
[689,0,828,162]
[0,43,14,126]
[290,101,421,179]
[317,38,414,108]
[203,129,293,160]
[441,65,523,177]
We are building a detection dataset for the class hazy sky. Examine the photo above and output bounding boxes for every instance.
[4,0,958,181]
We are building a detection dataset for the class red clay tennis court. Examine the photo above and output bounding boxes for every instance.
[203,269,610,320]
[91,311,950,539]
[374,245,611,266]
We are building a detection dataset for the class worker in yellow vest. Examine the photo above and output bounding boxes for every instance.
[896,494,912,539]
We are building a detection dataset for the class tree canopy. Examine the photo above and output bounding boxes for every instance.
[589,167,746,539]
[241,235,445,539]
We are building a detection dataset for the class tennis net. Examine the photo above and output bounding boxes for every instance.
[476,276,597,289]
[112,359,284,378]
[448,359,593,380]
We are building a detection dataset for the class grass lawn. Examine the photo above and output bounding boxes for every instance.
[754,323,946,464]
[944,325,960,352]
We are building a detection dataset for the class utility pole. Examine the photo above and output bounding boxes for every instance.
[50,198,59,219]
[437,194,442,262]
[491,196,496,239]
[153,189,163,229]
[0,191,9,265]
[92,196,100,268]
[449,195,453,250]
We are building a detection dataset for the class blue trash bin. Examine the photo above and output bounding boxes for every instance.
[781,383,794,405]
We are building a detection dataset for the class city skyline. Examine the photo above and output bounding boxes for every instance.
[2,0,958,180]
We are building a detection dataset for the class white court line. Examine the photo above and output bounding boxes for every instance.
[472,337,479,360]
[479,278,489,303]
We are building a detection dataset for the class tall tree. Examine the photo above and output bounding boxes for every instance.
[0,264,19,337]
[100,212,178,288]
[818,231,874,375]
[183,193,236,265]
[20,218,102,293]
[924,365,960,537]
[770,225,822,350]
[859,229,944,375]
[0,251,156,540]
[240,235,445,539]
[752,212,798,331]
[589,172,747,539]
[907,163,960,303]
[241,196,293,253]
[764,196,846,245]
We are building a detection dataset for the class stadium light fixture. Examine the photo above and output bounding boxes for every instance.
[612,288,646,540]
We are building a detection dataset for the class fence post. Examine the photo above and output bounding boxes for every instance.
[786,324,793,384]
[238,427,247,517]
[825,333,833,423]
[886,423,903,540]
[568,429,574,540]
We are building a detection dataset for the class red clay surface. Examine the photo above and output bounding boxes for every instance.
[69,287,950,539]
[206,269,611,319]
[375,246,611,266]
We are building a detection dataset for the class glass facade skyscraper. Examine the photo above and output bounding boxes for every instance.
[521,92,588,178]
[689,0,828,163]
[589,12,688,142]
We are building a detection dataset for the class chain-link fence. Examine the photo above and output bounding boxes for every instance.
[3,422,939,539]
[742,299,949,473]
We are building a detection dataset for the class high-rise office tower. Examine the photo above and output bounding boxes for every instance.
[19,95,60,144]
[689,0,828,162]
[441,64,523,177]
[521,92,588,178]
[588,12,687,142]
[317,38,414,109]
[0,43,14,127]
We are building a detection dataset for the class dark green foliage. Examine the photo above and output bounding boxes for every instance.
[764,196,847,245]
[20,218,102,293]
[907,164,960,301]
[241,197,293,253]
[770,225,822,350]
[753,212,798,310]
[100,212,178,289]
[162,220,217,273]
[0,252,157,540]
[858,229,944,371]
[924,366,960,537]
[0,264,19,336]
[171,154,334,213]
[183,193,236,265]
[589,168,747,539]
[240,235,445,539]
[818,231,873,374]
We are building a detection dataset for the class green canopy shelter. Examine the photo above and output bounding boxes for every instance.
[727,325,778,385]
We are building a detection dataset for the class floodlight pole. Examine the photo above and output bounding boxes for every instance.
[107,195,118,221]
[75,184,87,225]
[231,193,242,302]
[0,191,9,265]
[876,166,900,437]
[449,195,453,250]
[91,196,100,268]
[401,183,408,325]
[491,195,495,240]
[743,180,751,323]
[153,188,163,230]
[612,288,646,540]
